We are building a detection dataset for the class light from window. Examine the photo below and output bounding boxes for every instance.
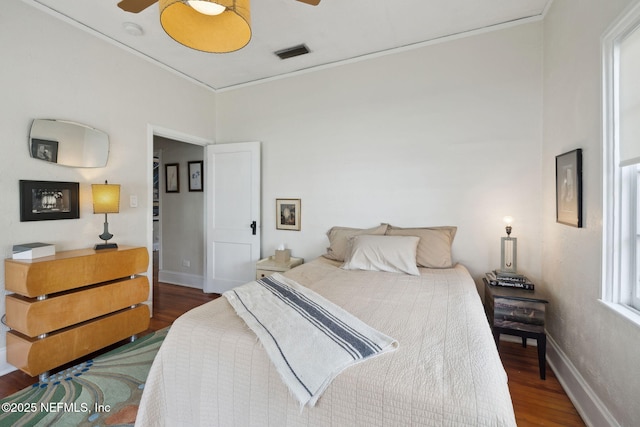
[633,166,640,308]
[602,3,640,320]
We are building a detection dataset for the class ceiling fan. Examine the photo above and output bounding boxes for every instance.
[117,0,320,53]
[117,0,320,14]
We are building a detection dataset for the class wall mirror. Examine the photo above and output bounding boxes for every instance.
[29,119,110,168]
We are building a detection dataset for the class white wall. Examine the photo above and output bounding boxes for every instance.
[217,22,544,287]
[0,1,216,372]
[4,3,635,424]
[542,1,640,426]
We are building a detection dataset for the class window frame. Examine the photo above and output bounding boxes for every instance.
[632,166,640,308]
[602,2,640,325]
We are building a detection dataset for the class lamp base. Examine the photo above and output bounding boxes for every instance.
[94,243,118,250]
[500,236,517,274]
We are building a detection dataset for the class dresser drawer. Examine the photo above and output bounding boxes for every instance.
[493,297,545,333]
[256,256,304,280]
[256,269,275,280]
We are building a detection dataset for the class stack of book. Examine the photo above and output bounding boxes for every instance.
[12,242,55,260]
[486,270,535,290]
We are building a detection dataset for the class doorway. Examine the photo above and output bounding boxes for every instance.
[153,135,206,291]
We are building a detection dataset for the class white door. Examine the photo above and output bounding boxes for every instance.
[204,142,261,294]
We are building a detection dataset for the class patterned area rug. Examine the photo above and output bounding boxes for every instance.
[0,327,168,427]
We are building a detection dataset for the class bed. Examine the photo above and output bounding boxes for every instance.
[136,225,516,426]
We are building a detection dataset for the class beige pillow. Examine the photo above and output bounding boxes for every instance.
[386,225,457,268]
[324,224,389,261]
[342,235,420,276]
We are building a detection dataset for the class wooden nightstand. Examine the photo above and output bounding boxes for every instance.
[256,256,304,280]
[483,278,549,379]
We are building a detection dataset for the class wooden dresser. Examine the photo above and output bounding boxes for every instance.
[4,246,150,377]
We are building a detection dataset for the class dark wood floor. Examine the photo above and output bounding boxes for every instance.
[0,282,584,426]
[499,340,585,426]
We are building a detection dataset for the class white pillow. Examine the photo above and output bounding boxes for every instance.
[341,235,420,276]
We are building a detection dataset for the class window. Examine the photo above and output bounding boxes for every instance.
[603,3,640,320]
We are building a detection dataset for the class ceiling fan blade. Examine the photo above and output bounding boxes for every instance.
[117,0,158,13]
[296,0,321,5]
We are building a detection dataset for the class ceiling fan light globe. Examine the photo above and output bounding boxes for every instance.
[160,0,251,53]
[187,0,226,16]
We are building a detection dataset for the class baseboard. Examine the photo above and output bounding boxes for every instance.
[0,347,17,376]
[158,270,204,289]
[546,334,620,427]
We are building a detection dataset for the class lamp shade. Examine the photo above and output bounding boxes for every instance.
[92,183,120,214]
[159,0,251,53]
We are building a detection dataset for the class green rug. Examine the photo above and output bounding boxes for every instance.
[0,327,168,427]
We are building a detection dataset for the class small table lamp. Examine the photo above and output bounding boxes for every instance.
[92,180,120,250]
[500,216,517,273]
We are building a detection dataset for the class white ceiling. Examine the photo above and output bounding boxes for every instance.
[26,0,550,91]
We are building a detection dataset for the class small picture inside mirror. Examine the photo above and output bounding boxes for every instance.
[31,139,58,163]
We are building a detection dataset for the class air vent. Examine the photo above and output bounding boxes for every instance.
[274,44,310,60]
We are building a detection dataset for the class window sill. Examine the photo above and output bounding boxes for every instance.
[598,300,640,329]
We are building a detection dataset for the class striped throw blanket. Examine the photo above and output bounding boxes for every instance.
[224,273,398,407]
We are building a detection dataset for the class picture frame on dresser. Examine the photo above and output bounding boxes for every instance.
[276,198,301,231]
[19,180,79,222]
[555,148,583,227]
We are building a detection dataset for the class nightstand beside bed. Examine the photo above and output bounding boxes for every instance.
[256,256,304,279]
[483,277,549,380]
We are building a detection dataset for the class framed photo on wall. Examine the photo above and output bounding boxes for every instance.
[165,163,179,193]
[19,180,79,221]
[188,160,203,192]
[555,148,583,227]
[276,198,301,231]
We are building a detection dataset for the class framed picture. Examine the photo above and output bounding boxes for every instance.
[31,138,58,163]
[188,160,203,192]
[556,148,583,227]
[19,180,79,221]
[276,198,301,231]
[165,163,179,193]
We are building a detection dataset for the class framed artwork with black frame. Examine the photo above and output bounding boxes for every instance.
[30,138,58,163]
[165,163,179,193]
[19,180,79,221]
[556,148,583,227]
[276,198,301,231]
[188,160,203,192]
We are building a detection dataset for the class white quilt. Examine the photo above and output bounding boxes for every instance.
[136,258,516,426]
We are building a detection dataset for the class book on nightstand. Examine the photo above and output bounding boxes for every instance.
[486,271,535,290]
[12,242,56,260]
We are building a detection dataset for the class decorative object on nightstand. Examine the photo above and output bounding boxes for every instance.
[275,243,291,263]
[92,180,120,250]
[256,255,303,280]
[483,277,549,379]
[500,216,517,274]
[486,270,534,290]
